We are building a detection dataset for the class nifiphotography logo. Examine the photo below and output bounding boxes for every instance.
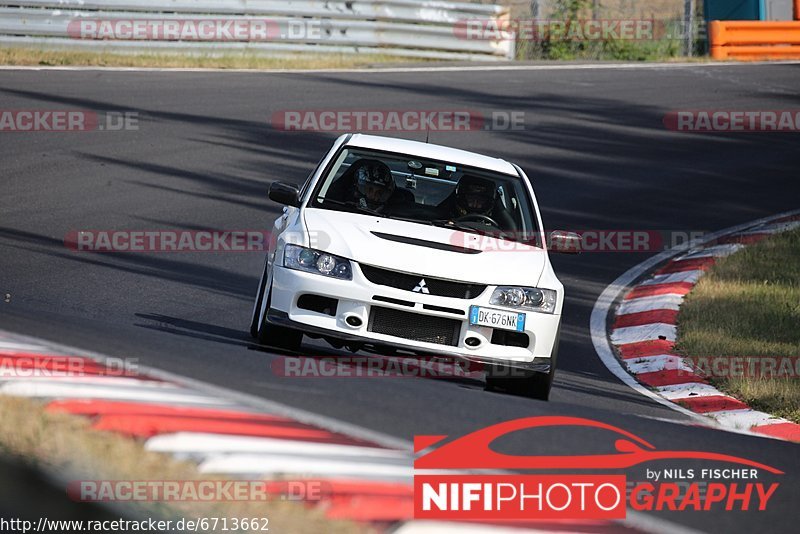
[413,417,783,520]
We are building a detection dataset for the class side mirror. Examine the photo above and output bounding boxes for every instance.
[268,182,300,207]
[549,230,581,254]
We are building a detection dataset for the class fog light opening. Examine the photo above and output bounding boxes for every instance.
[464,336,481,348]
[345,315,363,328]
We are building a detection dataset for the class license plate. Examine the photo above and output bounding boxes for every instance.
[469,306,526,332]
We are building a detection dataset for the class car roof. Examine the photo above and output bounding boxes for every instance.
[344,134,520,177]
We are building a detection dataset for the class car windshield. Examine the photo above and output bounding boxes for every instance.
[309,147,541,245]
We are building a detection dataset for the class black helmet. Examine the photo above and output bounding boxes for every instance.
[354,159,395,207]
[456,175,496,215]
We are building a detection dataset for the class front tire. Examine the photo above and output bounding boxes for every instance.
[486,326,560,401]
[257,287,303,352]
[250,255,271,338]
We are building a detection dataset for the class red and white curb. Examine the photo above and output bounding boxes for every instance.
[0,330,417,525]
[1,330,683,533]
[593,211,800,442]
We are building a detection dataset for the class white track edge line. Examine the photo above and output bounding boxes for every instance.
[2,60,800,75]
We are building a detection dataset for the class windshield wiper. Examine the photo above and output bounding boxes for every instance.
[315,197,384,217]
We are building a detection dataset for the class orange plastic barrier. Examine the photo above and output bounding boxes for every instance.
[709,20,800,60]
[712,44,800,59]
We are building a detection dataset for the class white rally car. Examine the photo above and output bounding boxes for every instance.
[250,134,575,399]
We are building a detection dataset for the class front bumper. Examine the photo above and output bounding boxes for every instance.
[268,264,561,371]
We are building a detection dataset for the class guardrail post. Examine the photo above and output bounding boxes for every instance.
[683,0,695,56]
[497,7,515,60]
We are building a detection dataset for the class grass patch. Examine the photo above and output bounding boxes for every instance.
[0,47,426,70]
[676,227,800,423]
[512,0,691,61]
[0,45,708,70]
[517,36,683,61]
[0,395,364,533]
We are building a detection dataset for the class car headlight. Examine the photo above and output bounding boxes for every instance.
[284,244,352,280]
[489,286,557,314]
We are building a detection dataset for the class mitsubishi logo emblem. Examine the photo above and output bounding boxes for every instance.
[412,279,430,294]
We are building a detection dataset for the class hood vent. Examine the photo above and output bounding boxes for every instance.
[371,231,482,255]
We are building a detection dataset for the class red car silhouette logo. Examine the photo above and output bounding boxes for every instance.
[414,416,783,473]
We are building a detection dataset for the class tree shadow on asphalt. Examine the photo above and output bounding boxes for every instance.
[0,85,333,194]
[296,70,800,230]
[3,77,798,235]
[3,74,799,405]
[0,226,255,300]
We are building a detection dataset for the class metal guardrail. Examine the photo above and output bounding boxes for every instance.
[0,1,514,60]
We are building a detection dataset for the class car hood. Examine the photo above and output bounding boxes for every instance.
[302,208,546,286]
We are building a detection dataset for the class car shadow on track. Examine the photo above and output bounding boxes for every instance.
[134,313,485,388]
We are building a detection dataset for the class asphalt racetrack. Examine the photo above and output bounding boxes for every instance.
[1,62,799,532]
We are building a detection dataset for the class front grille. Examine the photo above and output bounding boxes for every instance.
[360,264,486,299]
[368,306,461,346]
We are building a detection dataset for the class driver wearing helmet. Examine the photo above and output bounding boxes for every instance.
[453,175,497,218]
[354,159,396,211]
[439,174,516,232]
